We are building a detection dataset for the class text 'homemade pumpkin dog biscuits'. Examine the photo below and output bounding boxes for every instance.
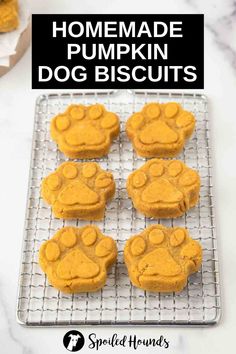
[0,0,19,33]
[39,226,117,293]
[126,102,195,157]
[50,103,120,158]
[124,224,202,292]
[127,159,200,218]
[41,161,115,220]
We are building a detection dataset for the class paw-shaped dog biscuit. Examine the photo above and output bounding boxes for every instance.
[39,225,117,293]
[126,102,195,157]
[127,159,200,218]
[0,0,19,33]
[50,103,120,158]
[124,224,202,292]
[41,161,115,220]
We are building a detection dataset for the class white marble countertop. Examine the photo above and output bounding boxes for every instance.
[0,0,236,353]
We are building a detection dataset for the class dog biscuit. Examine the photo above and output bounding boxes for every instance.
[124,224,202,292]
[50,103,120,158]
[41,161,115,220]
[39,225,117,293]
[126,102,195,157]
[0,0,19,33]
[126,159,200,218]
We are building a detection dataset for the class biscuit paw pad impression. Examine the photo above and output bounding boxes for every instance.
[124,224,202,292]
[41,161,115,220]
[127,159,200,218]
[0,0,19,33]
[39,226,117,293]
[50,103,120,158]
[126,102,195,157]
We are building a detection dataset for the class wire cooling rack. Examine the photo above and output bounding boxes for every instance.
[16,90,221,326]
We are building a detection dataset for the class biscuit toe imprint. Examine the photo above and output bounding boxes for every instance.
[82,163,97,178]
[139,121,178,144]
[62,164,78,179]
[65,125,105,146]
[61,229,77,247]
[145,103,160,119]
[81,227,97,246]
[58,180,99,205]
[101,113,118,128]
[45,242,60,261]
[130,113,145,130]
[141,179,183,203]
[56,115,70,131]
[149,163,164,177]
[176,112,194,127]
[181,241,201,259]
[89,104,103,119]
[149,229,165,245]
[95,173,113,188]
[168,161,182,177]
[70,105,85,120]
[57,249,100,280]
[131,237,146,256]
[170,229,185,247]
[95,238,114,257]
[179,170,198,186]
[165,103,179,118]
[47,174,61,191]
[132,171,147,188]
[138,248,181,276]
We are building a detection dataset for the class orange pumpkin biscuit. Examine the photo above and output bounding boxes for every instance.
[127,159,200,218]
[0,0,19,33]
[126,102,195,157]
[41,161,115,220]
[50,103,120,158]
[39,225,117,293]
[124,224,202,292]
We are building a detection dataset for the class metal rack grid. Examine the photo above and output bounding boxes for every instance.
[16,90,221,326]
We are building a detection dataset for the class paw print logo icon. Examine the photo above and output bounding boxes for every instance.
[63,330,85,352]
